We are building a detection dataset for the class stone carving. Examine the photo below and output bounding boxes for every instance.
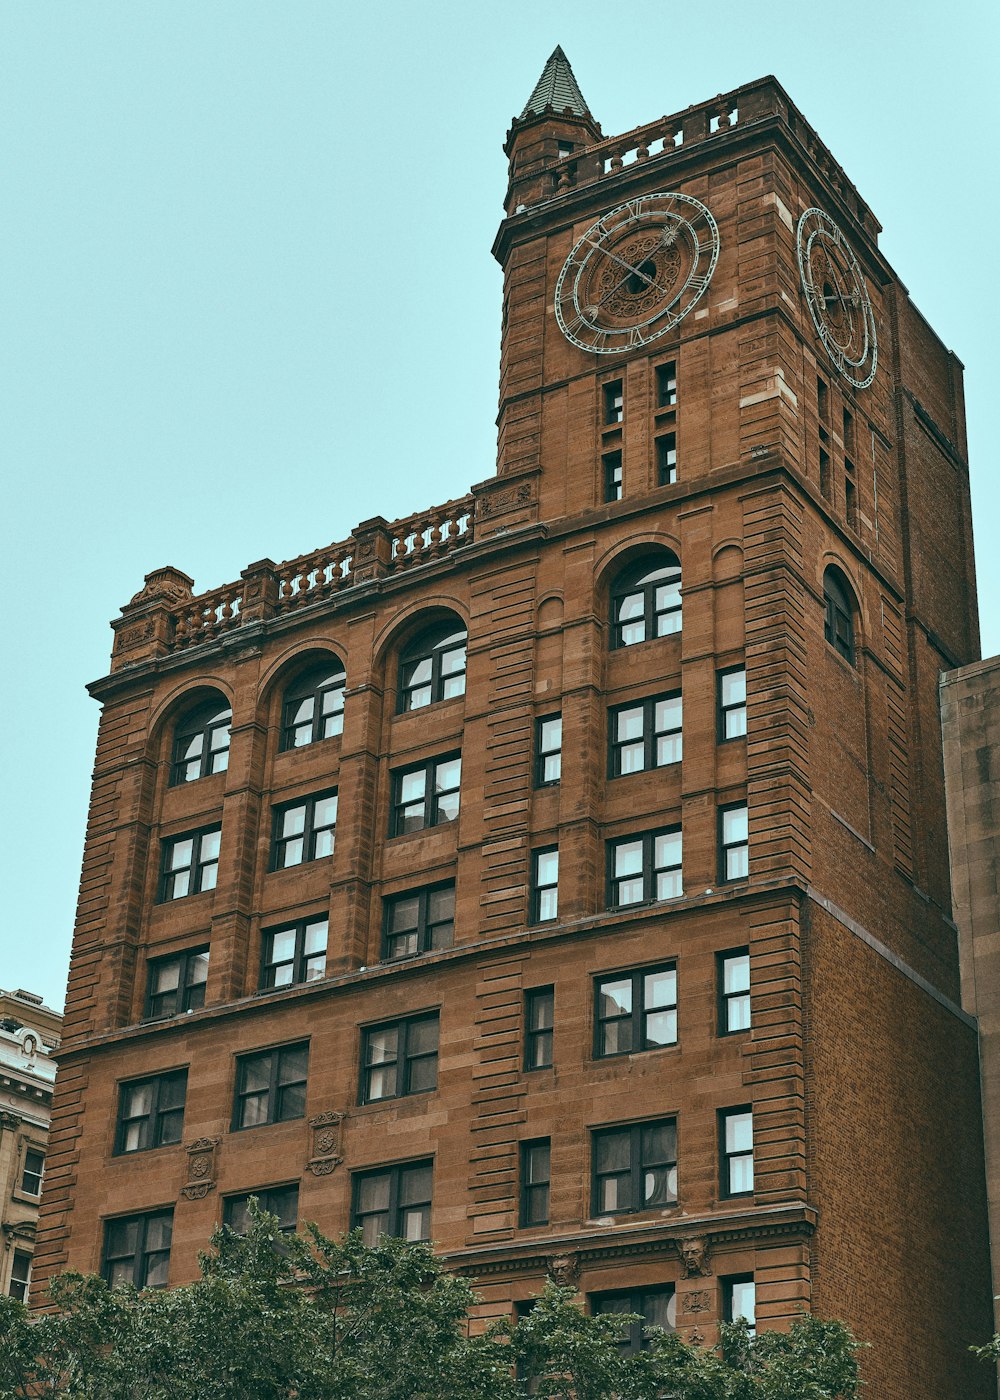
[678,1236,712,1277]
[114,619,156,652]
[127,567,194,608]
[688,1328,705,1346]
[680,1289,712,1314]
[180,1181,215,1201]
[307,1111,344,1177]
[478,481,532,516]
[546,1253,580,1287]
[181,1136,221,1202]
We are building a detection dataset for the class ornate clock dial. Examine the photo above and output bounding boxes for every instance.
[796,207,877,388]
[554,192,720,354]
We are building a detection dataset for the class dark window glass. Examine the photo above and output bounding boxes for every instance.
[351,1160,432,1246]
[520,1139,551,1227]
[115,1070,188,1154]
[720,1107,754,1197]
[592,1119,677,1215]
[819,445,831,499]
[361,1013,439,1104]
[281,663,346,749]
[271,791,337,869]
[261,917,328,989]
[845,474,858,530]
[823,567,855,663]
[603,451,623,502]
[817,376,829,423]
[224,1184,299,1235]
[718,668,747,741]
[20,1149,44,1196]
[656,361,677,408]
[399,625,467,712]
[609,693,681,777]
[391,756,461,836]
[102,1209,173,1289]
[843,407,855,454]
[607,828,682,907]
[234,1043,308,1130]
[531,848,559,923]
[656,433,676,485]
[536,715,562,786]
[592,1287,677,1354]
[722,1274,756,1331]
[145,947,209,1019]
[595,965,677,1057]
[719,804,749,882]
[171,700,231,785]
[159,828,221,902]
[719,949,751,1034]
[610,556,682,649]
[383,883,455,960]
[524,987,554,1070]
[9,1250,31,1303]
[604,380,623,425]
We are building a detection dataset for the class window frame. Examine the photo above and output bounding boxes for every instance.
[608,691,682,778]
[114,1068,188,1155]
[382,882,456,961]
[594,963,678,1059]
[101,1208,174,1290]
[223,1183,299,1235]
[655,360,677,408]
[719,1106,755,1199]
[718,948,751,1036]
[603,379,624,425]
[719,803,749,883]
[591,1286,677,1354]
[606,827,683,908]
[390,754,461,837]
[280,662,346,750]
[722,1274,756,1331]
[19,1147,44,1197]
[398,624,468,713]
[535,714,563,787]
[656,432,677,485]
[270,790,338,870]
[359,1011,440,1105]
[823,568,856,663]
[609,556,682,650]
[350,1159,433,1245]
[524,986,554,1071]
[144,945,209,1020]
[259,916,328,990]
[170,699,231,786]
[603,450,623,502]
[519,1138,551,1228]
[717,666,747,742]
[591,1118,678,1217]
[232,1042,309,1132]
[8,1249,31,1303]
[530,846,559,924]
[158,827,221,902]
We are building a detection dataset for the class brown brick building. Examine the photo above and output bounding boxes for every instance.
[34,54,992,1397]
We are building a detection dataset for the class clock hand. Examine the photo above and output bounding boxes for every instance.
[579,234,675,301]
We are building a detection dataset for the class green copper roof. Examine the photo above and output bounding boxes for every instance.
[519,45,591,120]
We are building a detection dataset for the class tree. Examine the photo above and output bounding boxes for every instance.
[0,1207,862,1399]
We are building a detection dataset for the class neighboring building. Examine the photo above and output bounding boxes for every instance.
[942,655,1000,1338]
[1,987,61,1304]
[34,53,992,1398]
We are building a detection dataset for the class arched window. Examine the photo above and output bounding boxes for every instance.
[823,567,856,664]
[281,662,346,750]
[170,699,231,785]
[610,554,682,649]
[398,623,467,712]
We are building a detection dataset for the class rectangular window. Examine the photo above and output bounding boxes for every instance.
[819,446,831,499]
[845,473,858,530]
[592,1287,676,1354]
[722,1275,756,1331]
[720,1107,754,1197]
[603,451,623,502]
[115,1070,188,1154]
[20,1148,44,1196]
[531,847,559,923]
[223,1184,299,1235]
[233,1043,308,1130]
[720,803,749,881]
[592,1119,677,1215]
[383,883,455,960]
[842,407,855,455]
[159,827,221,901]
[260,917,328,989]
[608,828,682,907]
[520,1139,551,1227]
[595,964,677,1057]
[817,376,828,423]
[351,1160,432,1246]
[391,754,461,836]
[718,949,751,1035]
[536,714,562,786]
[145,946,209,1020]
[524,986,554,1070]
[8,1250,31,1303]
[718,668,747,741]
[604,380,623,425]
[361,1012,440,1104]
[609,693,682,777]
[271,791,337,870]
[656,361,677,408]
[102,1209,173,1289]
[656,433,677,485]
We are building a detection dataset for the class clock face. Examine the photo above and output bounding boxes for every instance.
[554,192,720,354]
[796,207,877,388]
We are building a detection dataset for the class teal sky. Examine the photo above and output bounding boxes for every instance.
[2,1,996,1010]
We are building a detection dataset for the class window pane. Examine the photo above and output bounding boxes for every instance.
[616,707,644,741]
[436,758,462,791]
[724,954,750,994]
[367,1028,398,1064]
[535,850,558,886]
[281,806,306,837]
[188,952,210,986]
[728,994,751,1031]
[313,828,335,860]
[540,717,561,749]
[645,969,675,1008]
[400,771,426,804]
[124,1082,154,1118]
[168,840,193,872]
[617,591,644,622]
[614,840,643,877]
[654,830,682,868]
[656,870,681,901]
[281,838,304,867]
[726,1112,753,1154]
[279,1047,308,1083]
[730,1280,756,1324]
[269,929,297,964]
[722,671,746,706]
[730,1157,754,1194]
[725,708,748,739]
[314,795,338,828]
[644,1165,678,1204]
[199,862,218,892]
[400,1164,433,1205]
[645,1009,677,1046]
[641,1121,676,1163]
[600,979,632,1018]
[655,696,682,731]
[595,1131,630,1173]
[304,920,328,954]
[646,1291,677,1332]
[357,1174,390,1214]
[726,847,749,880]
[723,806,749,845]
[151,962,180,995]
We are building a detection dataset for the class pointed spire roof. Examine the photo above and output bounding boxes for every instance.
[519,46,591,120]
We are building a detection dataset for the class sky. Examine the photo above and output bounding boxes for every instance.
[1,1,997,1011]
